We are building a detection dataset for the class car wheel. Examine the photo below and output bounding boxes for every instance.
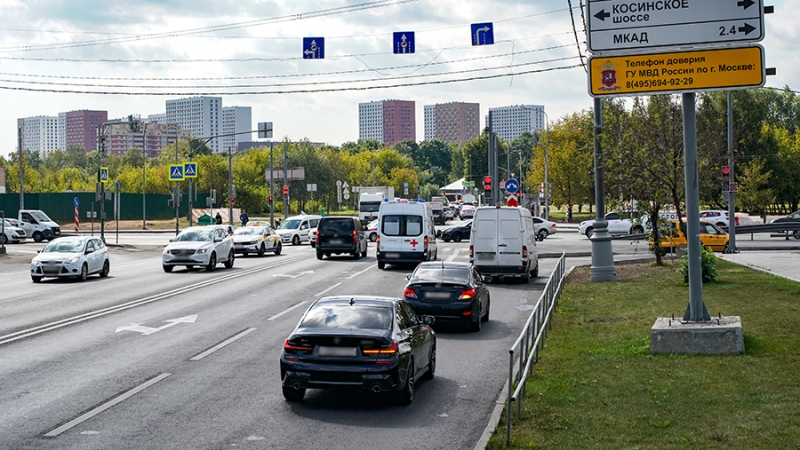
[206,252,217,271]
[316,252,323,260]
[422,345,436,380]
[361,245,368,258]
[100,260,110,278]
[793,230,800,239]
[369,233,377,242]
[163,265,173,273]
[531,263,539,277]
[292,235,300,246]
[224,250,235,268]
[482,295,491,322]
[396,358,414,405]
[282,385,305,402]
[258,244,265,257]
[274,242,282,255]
[632,226,644,234]
[443,237,451,243]
[353,250,360,260]
[470,313,482,332]
[310,242,315,248]
[186,265,194,270]
[453,232,462,243]
[79,263,88,282]
[586,227,595,238]
[538,229,549,241]
[31,276,42,283]
[33,231,43,243]
[377,261,385,270]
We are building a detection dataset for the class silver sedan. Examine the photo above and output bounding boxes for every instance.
[30,236,110,282]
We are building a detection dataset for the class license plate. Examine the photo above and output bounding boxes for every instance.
[477,253,494,260]
[425,292,451,300]
[318,346,357,357]
[385,252,400,258]
[329,239,343,245]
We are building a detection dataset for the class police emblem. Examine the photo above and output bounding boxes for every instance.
[598,60,621,92]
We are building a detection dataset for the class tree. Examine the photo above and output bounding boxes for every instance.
[735,158,774,221]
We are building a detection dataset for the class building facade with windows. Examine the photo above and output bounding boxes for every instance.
[358,99,416,145]
[102,122,190,158]
[423,102,480,145]
[486,105,546,142]
[221,106,252,152]
[165,97,222,153]
[17,116,61,158]
[65,110,108,152]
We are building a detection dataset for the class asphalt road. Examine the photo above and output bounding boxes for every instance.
[0,239,557,450]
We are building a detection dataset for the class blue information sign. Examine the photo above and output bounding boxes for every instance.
[471,22,494,46]
[74,197,80,208]
[100,167,109,182]
[169,164,184,181]
[184,162,198,178]
[303,37,325,59]
[393,32,415,54]
[504,178,519,194]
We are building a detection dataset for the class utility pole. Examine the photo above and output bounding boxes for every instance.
[98,128,106,243]
[228,147,234,226]
[175,139,180,235]
[589,98,616,282]
[727,92,738,252]
[18,126,24,210]
[283,141,289,219]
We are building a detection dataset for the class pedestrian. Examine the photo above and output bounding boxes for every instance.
[240,209,249,227]
[215,212,222,224]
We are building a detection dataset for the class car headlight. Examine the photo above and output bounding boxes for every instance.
[196,248,209,254]
[66,256,81,264]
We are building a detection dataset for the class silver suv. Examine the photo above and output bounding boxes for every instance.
[162,226,235,272]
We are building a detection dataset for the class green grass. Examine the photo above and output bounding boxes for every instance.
[487,260,800,450]
[547,211,594,223]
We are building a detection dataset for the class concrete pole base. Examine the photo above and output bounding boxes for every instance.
[650,316,744,355]
[590,225,616,282]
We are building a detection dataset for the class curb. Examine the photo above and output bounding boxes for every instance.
[718,255,800,285]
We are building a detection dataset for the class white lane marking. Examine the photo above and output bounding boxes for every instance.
[267,301,308,321]
[314,282,342,297]
[190,328,257,361]
[44,373,171,437]
[272,270,314,279]
[347,265,374,280]
[115,315,198,335]
[446,248,461,262]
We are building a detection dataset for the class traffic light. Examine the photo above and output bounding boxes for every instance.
[268,195,274,204]
[722,166,730,191]
[483,176,492,192]
[231,197,235,206]
[283,185,289,196]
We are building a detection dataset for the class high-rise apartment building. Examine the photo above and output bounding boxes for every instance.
[358,100,416,145]
[102,121,190,158]
[221,106,252,152]
[165,97,222,153]
[486,105,546,142]
[423,102,480,145]
[65,110,108,152]
[18,116,61,157]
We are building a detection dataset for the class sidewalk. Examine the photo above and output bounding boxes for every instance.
[718,251,800,284]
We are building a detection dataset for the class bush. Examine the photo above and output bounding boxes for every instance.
[678,248,719,283]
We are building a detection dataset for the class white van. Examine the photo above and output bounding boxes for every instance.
[277,215,321,245]
[470,206,538,282]
[376,200,438,269]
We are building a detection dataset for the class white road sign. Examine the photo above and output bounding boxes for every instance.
[587,0,764,53]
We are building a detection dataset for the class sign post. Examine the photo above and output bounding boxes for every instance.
[74,197,80,234]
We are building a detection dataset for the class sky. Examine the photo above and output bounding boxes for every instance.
[0,0,797,159]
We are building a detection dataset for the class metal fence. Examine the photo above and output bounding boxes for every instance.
[505,252,567,445]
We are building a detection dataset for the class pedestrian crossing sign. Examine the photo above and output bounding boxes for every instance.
[100,167,109,183]
[184,162,198,179]
[169,164,184,181]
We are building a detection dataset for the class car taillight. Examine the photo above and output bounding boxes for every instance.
[469,244,473,259]
[403,287,418,298]
[352,230,358,243]
[376,236,381,244]
[423,236,429,252]
[522,245,528,259]
[362,341,398,356]
[551,223,556,228]
[283,339,312,352]
[458,288,477,300]
[735,217,739,226]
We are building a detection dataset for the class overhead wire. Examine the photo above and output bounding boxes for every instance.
[566,0,587,71]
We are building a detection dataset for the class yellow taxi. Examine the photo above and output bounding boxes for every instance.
[232,225,282,257]
[651,220,730,253]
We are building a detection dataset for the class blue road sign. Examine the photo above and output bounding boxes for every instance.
[303,37,325,59]
[74,197,80,208]
[100,167,109,182]
[505,178,519,194]
[169,164,184,181]
[393,32,415,54]
[184,162,198,178]
[471,22,494,46]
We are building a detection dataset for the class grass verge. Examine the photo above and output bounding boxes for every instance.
[487,260,800,449]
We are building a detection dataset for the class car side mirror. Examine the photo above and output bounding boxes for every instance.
[483,276,494,284]
[85,248,94,254]
[421,315,435,325]
[36,249,42,253]
[214,236,222,242]
[406,274,412,280]
[168,238,174,242]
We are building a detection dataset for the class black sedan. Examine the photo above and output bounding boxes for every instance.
[438,220,473,242]
[280,296,436,404]
[771,211,800,239]
[403,261,490,332]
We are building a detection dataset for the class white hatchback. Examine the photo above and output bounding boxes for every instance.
[30,236,110,283]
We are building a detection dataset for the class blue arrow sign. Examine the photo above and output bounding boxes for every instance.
[471,22,494,46]
[504,178,519,194]
[169,164,184,181]
[393,31,415,54]
[184,162,198,178]
[74,197,80,208]
[303,37,325,59]
[100,167,109,182]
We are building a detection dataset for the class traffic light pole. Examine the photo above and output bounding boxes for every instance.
[727,92,738,252]
[270,141,275,228]
[589,98,616,282]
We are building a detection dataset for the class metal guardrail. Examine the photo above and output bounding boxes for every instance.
[505,252,566,445]
[612,222,800,242]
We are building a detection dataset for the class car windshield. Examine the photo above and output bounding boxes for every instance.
[234,227,263,236]
[300,305,392,330]
[31,211,53,222]
[2,220,14,228]
[360,202,382,213]
[175,229,213,242]
[42,240,84,253]
[280,219,301,230]
[411,267,470,284]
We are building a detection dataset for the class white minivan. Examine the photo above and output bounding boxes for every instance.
[470,206,539,282]
[376,200,438,269]
[277,215,321,245]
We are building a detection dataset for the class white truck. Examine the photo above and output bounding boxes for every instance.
[18,210,62,242]
[357,186,395,223]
